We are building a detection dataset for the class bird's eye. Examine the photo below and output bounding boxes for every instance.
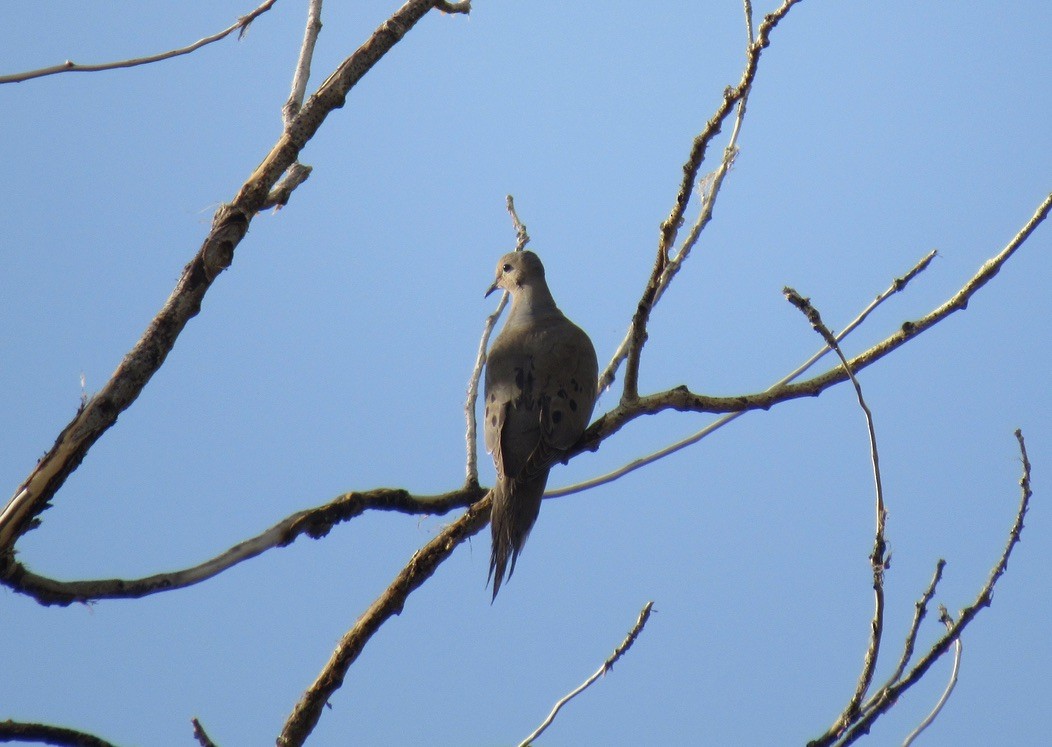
[502,263,512,272]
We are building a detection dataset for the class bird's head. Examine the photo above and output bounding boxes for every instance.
[485,250,545,298]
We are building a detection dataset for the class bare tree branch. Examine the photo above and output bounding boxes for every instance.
[605,0,804,398]
[0,0,471,574]
[551,249,937,498]
[879,559,945,696]
[464,196,528,487]
[0,720,116,747]
[6,189,1044,604]
[261,162,314,210]
[276,496,492,747]
[518,601,654,747]
[785,288,889,735]
[901,607,961,747]
[191,717,218,747]
[283,0,325,124]
[265,0,325,210]
[0,1,279,85]
[5,484,483,606]
[576,192,1051,464]
[816,429,1033,746]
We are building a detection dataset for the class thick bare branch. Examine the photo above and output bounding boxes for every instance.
[0,1,279,85]
[277,496,491,747]
[0,0,470,573]
[3,485,482,606]
[0,720,116,747]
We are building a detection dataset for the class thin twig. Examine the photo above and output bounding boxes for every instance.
[507,195,532,252]
[605,0,804,398]
[261,162,313,210]
[518,601,654,747]
[785,288,888,734]
[549,250,937,498]
[901,607,961,747]
[283,0,324,124]
[875,559,946,699]
[463,196,525,486]
[265,0,324,209]
[0,0,279,85]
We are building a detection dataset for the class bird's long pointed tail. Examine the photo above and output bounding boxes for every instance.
[488,472,547,601]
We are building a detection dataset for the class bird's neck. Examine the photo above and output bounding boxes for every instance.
[508,283,560,323]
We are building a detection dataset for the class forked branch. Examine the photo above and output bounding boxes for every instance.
[0,0,471,571]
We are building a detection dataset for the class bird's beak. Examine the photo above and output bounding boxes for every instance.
[485,280,500,298]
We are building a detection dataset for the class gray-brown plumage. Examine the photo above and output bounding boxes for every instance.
[483,250,598,599]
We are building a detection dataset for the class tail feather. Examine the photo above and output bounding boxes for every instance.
[488,470,549,601]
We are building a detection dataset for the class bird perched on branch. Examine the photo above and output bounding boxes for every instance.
[484,250,598,599]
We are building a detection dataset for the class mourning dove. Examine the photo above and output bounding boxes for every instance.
[484,250,598,599]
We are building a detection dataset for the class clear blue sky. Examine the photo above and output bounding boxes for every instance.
[2,2,1050,745]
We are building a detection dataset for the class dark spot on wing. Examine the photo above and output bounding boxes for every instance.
[552,410,563,424]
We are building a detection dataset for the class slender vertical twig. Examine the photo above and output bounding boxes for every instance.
[284,0,325,124]
[901,607,961,746]
[876,559,945,697]
[784,288,888,733]
[463,196,526,486]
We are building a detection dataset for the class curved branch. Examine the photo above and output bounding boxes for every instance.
[0,0,470,574]
[0,720,116,747]
[901,607,961,747]
[785,289,889,733]
[5,485,483,607]
[0,0,279,85]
